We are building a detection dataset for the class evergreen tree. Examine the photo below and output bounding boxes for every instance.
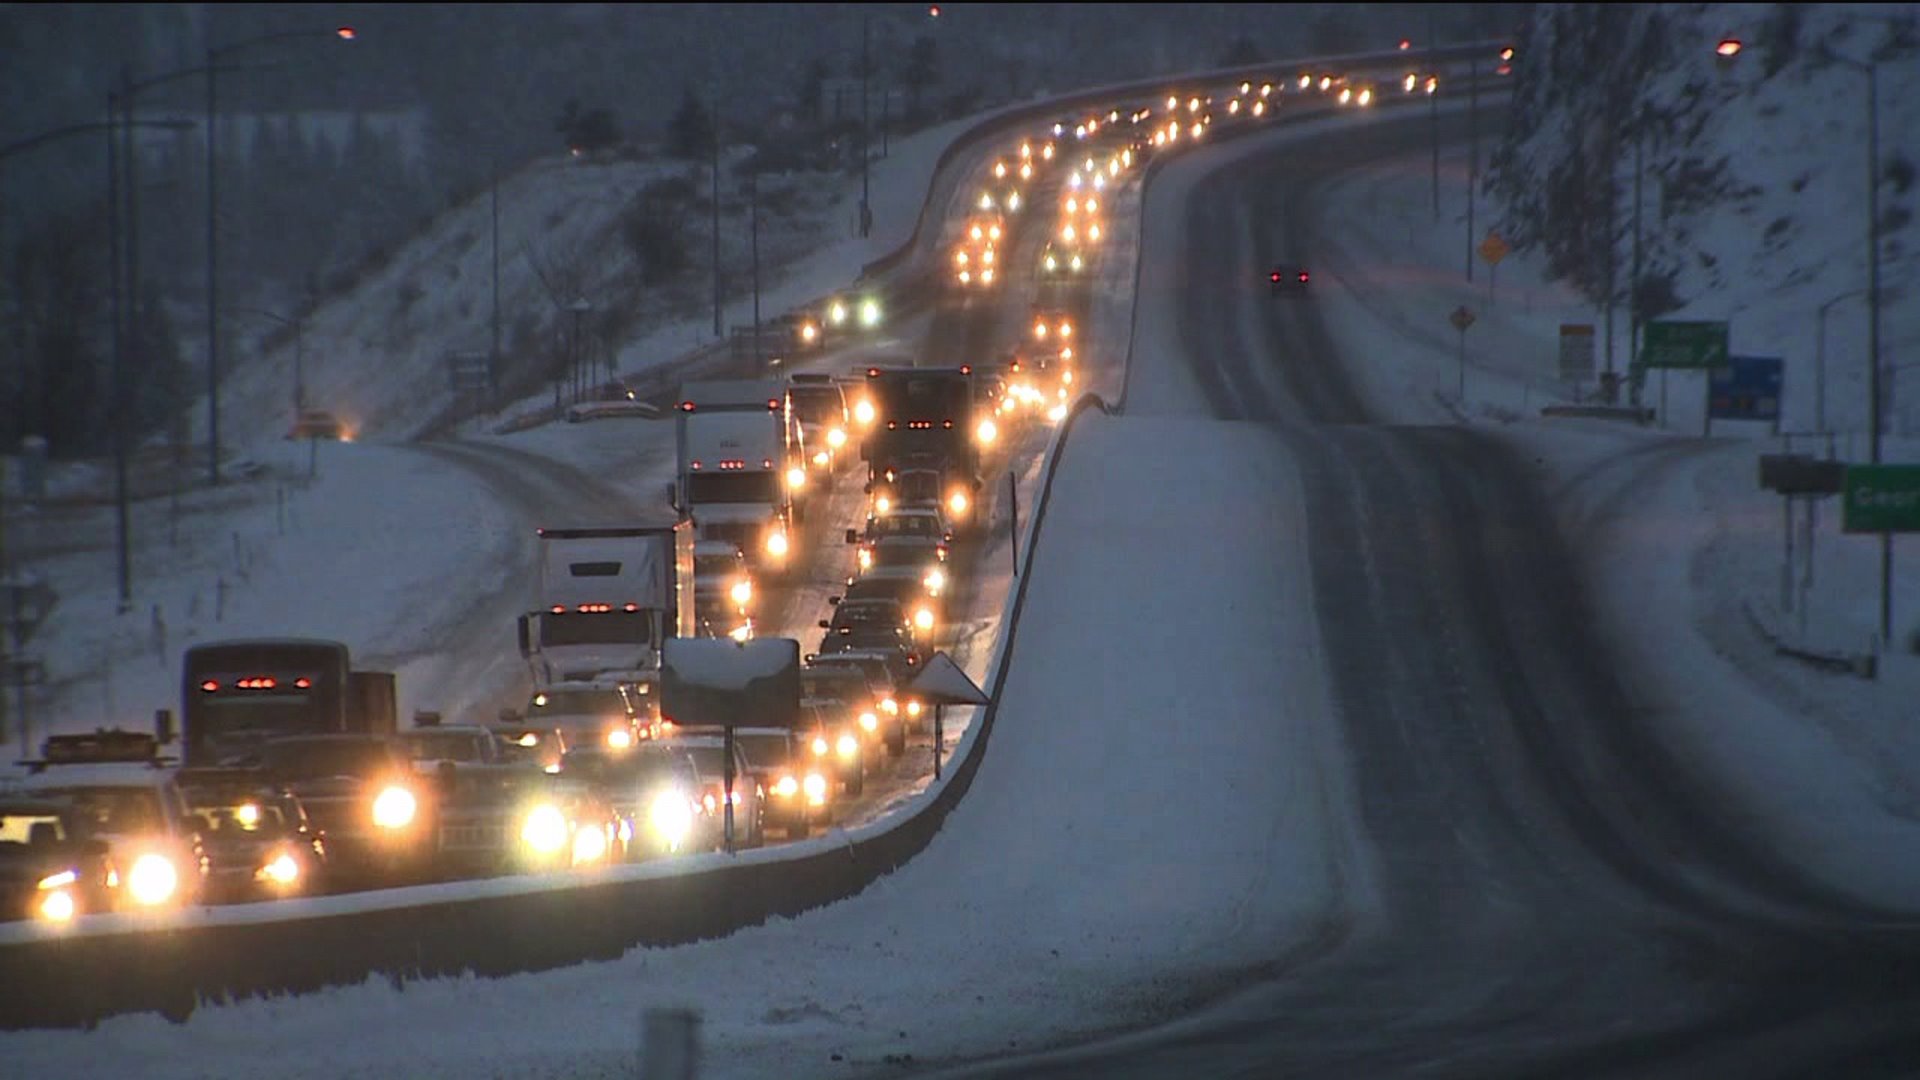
[667,85,714,160]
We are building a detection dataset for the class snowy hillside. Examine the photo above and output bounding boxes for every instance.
[1490,2,1919,436]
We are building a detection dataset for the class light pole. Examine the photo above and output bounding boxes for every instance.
[569,298,592,404]
[859,12,871,238]
[205,25,356,486]
[1816,288,1872,441]
[746,169,761,370]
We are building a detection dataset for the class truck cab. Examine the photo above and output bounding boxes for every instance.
[518,525,695,684]
[672,381,802,576]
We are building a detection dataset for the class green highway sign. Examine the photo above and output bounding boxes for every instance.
[1639,320,1729,369]
[1842,464,1920,533]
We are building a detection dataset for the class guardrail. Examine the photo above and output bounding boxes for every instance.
[0,46,1516,1030]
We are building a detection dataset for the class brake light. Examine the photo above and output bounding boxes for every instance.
[624,603,639,612]
[1299,271,1309,283]
[680,401,695,411]
[1270,270,1281,283]
[200,680,218,692]
[867,367,880,378]
[294,677,312,689]
[768,399,779,410]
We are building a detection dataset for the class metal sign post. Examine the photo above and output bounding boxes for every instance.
[1449,305,1476,400]
[1478,231,1509,305]
[905,651,989,783]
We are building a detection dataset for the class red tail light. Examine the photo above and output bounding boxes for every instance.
[680,401,695,411]
[1298,271,1309,283]
[1270,271,1281,283]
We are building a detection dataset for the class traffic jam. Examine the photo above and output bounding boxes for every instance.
[2,59,1456,925]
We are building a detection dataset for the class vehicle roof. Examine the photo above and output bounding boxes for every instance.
[18,765,179,792]
[0,797,90,815]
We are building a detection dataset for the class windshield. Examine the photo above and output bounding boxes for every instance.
[260,741,396,780]
[874,515,942,539]
[735,733,794,769]
[529,689,630,719]
[32,788,162,834]
[836,602,902,627]
[871,543,936,570]
[682,745,733,779]
[0,810,76,845]
[688,472,776,504]
[789,388,845,425]
[694,555,743,577]
[538,611,653,648]
[187,798,291,837]
[886,472,942,502]
[401,732,490,761]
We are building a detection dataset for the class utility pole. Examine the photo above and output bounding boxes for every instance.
[108,84,133,614]
[1465,54,1478,282]
[204,47,222,486]
[1629,129,1644,405]
[1427,8,1439,221]
[860,12,872,238]
[711,90,722,338]
[748,170,761,370]
[490,158,501,406]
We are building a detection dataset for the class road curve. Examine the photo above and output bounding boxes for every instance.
[945,109,1920,1079]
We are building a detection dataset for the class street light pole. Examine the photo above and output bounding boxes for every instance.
[860,12,872,237]
[1816,289,1870,441]
[748,170,761,370]
[107,86,132,614]
[710,91,722,339]
[1427,10,1439,221]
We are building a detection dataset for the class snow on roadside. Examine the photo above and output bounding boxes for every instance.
[0,411,1361,1080]
[1311,128,1920,909]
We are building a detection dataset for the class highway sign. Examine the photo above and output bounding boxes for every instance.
[1449,305,1476,332]
[1478,231,1510,265]
[1842,464,1920,533]
[1707,355,1783,422]
[1558,323,1595,380]
[1759,454,1844,496]
[1639,320,1729,369]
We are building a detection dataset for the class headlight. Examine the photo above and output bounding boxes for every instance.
[873,497,890,516]
[826,427,847,448]
[859,298,881,327]
[829,300,848,326]
[802,773,829,804]
[914,607,935,632]
[765,531,790,558]
[522,804,569,854]
[649,790,693,846]
[924,568,947,593]
[37,870,77,891]
[787,466,807,491]
[854,399,876,425]
[976,418,997,446]
[906,700,923,719]
[812,450,830,467]
[730,579,753,606]
[37,888,76,923]
[881,696,899,715]
[372,785,417,830]
[774,775,799,798]
[607,727,633,750]
[859,711,879,732]
[812,735,830,756]
[572,823,608,865]
[836,733,860,759]
[948,491,969,516]
[127,852,178,907]
[235,803,261,828]
[255,852,300,886]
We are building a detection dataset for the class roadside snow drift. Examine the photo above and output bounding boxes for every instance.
[4,411,1363,1079]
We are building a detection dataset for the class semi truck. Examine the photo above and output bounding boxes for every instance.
[517,524,696,685]
[671,379,804,576]
[174,638,398,768]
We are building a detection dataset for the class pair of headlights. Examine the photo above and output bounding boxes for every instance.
[521,804,609,865]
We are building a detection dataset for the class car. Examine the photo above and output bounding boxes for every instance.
[19,731,211,912]
[1038,241,1086,277]
[731,727,829,839]
[691,539,755,641]
[839,572,945,638]
[665,733,765,851]
[175,770,329,902]
[516,680,644,755]
[804,652,916,757]
[817,597,923,661]
[0,799,115,923]
[251,734,433,888]
[796,703,871,800]
[1269,264,1310,295]
[851,533,948,587]
[787,374,851,474]
[559,743,706,858]
[397,723,506,776]
[431,762,622,877]
[287,408,348,441]
[803,662,891,761]
[849,505,953,548]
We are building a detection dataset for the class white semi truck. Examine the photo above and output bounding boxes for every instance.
[517,525,696,685]
[670,379,807,577]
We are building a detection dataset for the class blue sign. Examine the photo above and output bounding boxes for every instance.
[1707,355,1783,422]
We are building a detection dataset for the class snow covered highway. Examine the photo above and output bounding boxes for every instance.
[10,15,1920,1077]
